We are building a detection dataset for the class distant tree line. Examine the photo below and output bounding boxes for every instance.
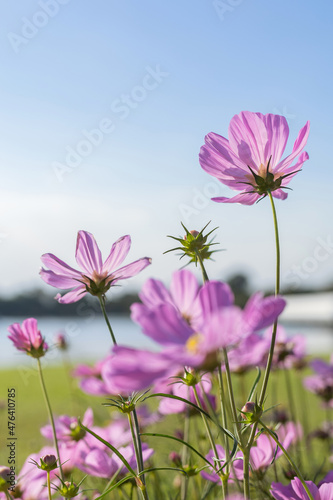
[0,274,331,317]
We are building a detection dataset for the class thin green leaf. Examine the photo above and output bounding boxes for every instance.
[143,393,236,441]
[78,419,137,477]
[93,475,133,499]
[141,432,213,468]
[247,367,261,402]
[138,466,188,477]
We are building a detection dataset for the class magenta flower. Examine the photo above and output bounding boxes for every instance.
[271,475,333,500]
[131,269,203,331]
[303,355,333,407]
[101,346,181,394]
[262,325,307,370]
[200,445,243,484]
[40,230,151,304]
[8,318,48,358]
[199,111,310,204]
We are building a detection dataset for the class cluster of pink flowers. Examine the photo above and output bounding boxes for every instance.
[3,111,332,500]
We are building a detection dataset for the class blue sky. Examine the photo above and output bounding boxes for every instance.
[0,0,332,297]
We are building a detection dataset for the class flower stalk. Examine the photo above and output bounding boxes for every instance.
[37,359,64,482]
[259,420,314,500]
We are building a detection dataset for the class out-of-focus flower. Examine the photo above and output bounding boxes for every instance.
[199,111,310,204]
[262,326,307,370]
[41,408,93,451]
[54,332,69,351]
[0,467,10,492]
[155,373,215,415]
[73,357,112,396]
[200,445,243,484]
[131,269,203,331]
[228,333,267,373]
[303,355,333,408]
[8,318,48,358]
[40,230,151,304]
[77,443,154,479]
[271,474,333,500]
[101,347,181,394]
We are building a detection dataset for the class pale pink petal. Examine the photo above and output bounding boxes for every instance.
[212,192,259,205]
[170,270,200,316]
[40,269,80,288]
[102,235,131,274]
[41,253,81,278]
[279,151,309,178]
[272,189,288,200]
[56,286,86,304]
[275,121,310,172]
[75,230,103,275]
[138,277,173,308]
[318,483,333,500]
[199,281,234,319]
[263,114,289,167]
[243,294,286,332]
[200,132,249,177]
[229,111,268,169]
[291,477,319,500]
[111,257,152,281]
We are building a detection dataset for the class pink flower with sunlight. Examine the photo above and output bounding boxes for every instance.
[7,318,48,358]
[40,230,151,303]
[199,111,310,204]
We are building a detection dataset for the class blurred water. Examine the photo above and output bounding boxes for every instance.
[0,316,332,369]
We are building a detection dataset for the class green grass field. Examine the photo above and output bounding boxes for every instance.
[0,359,330,498]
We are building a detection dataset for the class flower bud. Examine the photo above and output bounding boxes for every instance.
[55,333,68,350]
[0,467,11,492]
[59,480,80,498]
[40,454,58,472]
[240,401,263,424]
[169,452,182,467]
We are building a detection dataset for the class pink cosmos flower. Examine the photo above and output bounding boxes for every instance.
[40,230,151,304]
[200,445,243,484]
[7,318,48,358]
[271,475,333,500]
[262,325,307,370]
[199,111,310,204]
[131,269,203,331]
[77,443,154,479]
[155,374,215,415]
[303,355,333,408]
[73,357,112,396]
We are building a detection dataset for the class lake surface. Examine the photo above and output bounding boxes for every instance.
[0,316,332,369]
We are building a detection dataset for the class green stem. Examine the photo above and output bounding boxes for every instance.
[37,359,64,481]
[258,192,280,406]
[193,386,225,499]
[243,447,251,500]
[222,349,242,448]
[5,492,14,500]
[47,471,52,500]
[259,421,314,500]
[195,250,209,283]
[246,192,281,448]
[181,392,190,500]
[217,367,229,497]
[128,412,150,500]
[98,295,117,345]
